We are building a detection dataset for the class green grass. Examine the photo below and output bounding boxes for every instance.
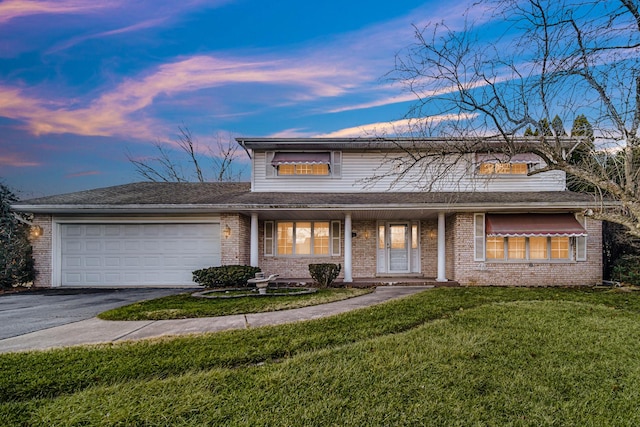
[3,287,640,425]
[98,287,372,320]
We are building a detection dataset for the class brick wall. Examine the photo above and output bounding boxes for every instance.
[258,220,346,279]
[31,214,52,287]
[220,213,250,265]
[352,220,377,277]
[450,213,603,286]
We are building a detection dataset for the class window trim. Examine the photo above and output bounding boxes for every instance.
[575,214,587,261]
[264,220,340,257]
[266,151,342,179]
[478,162,530,175]
[485,235,574,262]
[474,213,486,261]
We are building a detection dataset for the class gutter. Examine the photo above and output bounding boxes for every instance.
[10,200,602,215]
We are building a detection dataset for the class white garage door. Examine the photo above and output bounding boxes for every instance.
[60,223,220,286]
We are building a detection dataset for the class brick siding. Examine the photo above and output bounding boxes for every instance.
[31,214,52,287]
[450,213,602,286]
[220,213,251,265]
[30,212,603,288]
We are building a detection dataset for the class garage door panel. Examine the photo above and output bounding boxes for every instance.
[63,241,83,253]
[104,241,121,251]
[84,257,102,267]
[85,241,102,252]
[64,272,82,285]
[64,256,82,268]
[124,225,141,236]
[104,257,121,267]
[63,225,83,237]
[124,257,141,267]
[60,223,220,286]
[104,225,122,236]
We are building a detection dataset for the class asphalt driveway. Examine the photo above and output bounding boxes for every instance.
[0,288,196,340]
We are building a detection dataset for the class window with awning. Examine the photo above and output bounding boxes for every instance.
[477,153,542,175]
[486,213,587,237]
[475,213,587,261]
[271,152,331,175]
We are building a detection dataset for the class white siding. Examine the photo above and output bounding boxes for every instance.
[252,151,566,193]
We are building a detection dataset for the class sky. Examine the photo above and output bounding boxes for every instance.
[0,0,489,197]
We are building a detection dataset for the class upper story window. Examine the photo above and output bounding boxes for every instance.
[267,151,341,178]
[278,163,329,176]
[478,162,528,175]
[476,153,541,176]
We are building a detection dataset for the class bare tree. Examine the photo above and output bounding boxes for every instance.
[128,127,246,183]
[390,0,640,237]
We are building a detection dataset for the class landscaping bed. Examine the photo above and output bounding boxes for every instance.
[98,287,371,320]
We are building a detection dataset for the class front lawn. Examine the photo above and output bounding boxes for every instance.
[98,287,372,320]
[3,287,640,425]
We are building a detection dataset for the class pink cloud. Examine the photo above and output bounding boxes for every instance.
[0,53,366,141]
[0,152,41,167]
[0,0,117,24]
[65,170,102,178]
[317,114,478,138]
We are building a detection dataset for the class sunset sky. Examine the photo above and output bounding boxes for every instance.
[0,0,493,197]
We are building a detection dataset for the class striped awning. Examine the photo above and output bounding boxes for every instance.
[271,152,331,165]
[476,153,541,164]
[486,213,587,237]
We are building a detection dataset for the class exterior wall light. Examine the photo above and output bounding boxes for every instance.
[223,225,232,239]
[363,230,370,240]
[30,225,43,239]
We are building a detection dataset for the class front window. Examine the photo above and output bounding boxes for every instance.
[486,237,505,259]
[486,236,571,261]
[507,237,526,259]
[529,236,548,259]
[275,221,332,256]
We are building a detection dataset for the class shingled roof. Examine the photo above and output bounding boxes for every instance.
[12,181,596,215]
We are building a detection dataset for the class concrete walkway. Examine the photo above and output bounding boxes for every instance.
[0,286,430,353]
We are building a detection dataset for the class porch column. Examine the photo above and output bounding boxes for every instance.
[436,212,448,282]
[344,213,353,282]
[250,213,259,267]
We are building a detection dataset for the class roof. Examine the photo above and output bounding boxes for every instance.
[12,182,598,219]
[236,136,577,152]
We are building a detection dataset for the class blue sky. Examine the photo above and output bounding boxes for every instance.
[0,0,485,197]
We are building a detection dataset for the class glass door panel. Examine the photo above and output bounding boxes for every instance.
[388,224,409,272]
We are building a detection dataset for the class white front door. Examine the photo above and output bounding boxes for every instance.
[377,222,419,274]
[388,223,410,273]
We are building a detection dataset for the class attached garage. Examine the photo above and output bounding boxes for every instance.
[57,222,221,287]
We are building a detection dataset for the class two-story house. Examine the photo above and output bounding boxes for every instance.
[12,137,602,288]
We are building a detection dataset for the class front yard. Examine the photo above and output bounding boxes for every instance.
[3,286,640,425]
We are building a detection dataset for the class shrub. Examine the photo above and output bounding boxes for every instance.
[612,255,640,286]
[309,263,341,288]
[193,265,261,288]
[1,183,36,289]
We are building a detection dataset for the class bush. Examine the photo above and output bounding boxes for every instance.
[309,263,341,288]
[612,255,640,286]
[1,183,36,289]
[193,265,261,288]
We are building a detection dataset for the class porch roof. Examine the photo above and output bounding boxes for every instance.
[12,182,599,219]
